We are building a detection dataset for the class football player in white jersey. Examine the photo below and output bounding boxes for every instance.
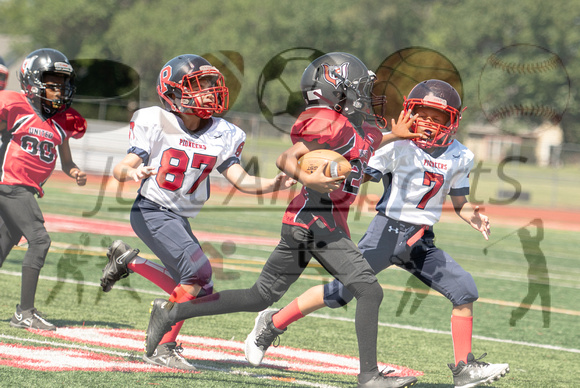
[244,80,510,388]
[99,54,294,370]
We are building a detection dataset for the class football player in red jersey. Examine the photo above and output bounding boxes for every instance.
[143,52,423,388]
[245,80,510,388]
[0,48,87,331]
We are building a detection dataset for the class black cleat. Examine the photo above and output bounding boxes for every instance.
[10,305,56,331]
[145,299,175,357]
[143,341,196,371]
[100,240,139,292]
[358,370,418,388]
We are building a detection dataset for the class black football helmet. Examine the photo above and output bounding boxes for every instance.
[404,79,462,148]
[157,54,229,119]
[18,48,76,117]
[0,56,8,90]
[300,52,386,126]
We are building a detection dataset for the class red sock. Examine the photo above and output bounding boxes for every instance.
[451,315,473,365]
[128,257,177,294]
[160,285,196,345]
[272,298,304,330]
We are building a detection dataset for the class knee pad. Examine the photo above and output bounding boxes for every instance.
[23,230,51,269]
[450,273,479,305]
[247,284,272,311]
[349,280,384,306]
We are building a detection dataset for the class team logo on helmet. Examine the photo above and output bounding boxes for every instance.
[21,56,38,74]
[321,62,349,88]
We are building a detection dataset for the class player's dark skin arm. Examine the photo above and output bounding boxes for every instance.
[58,138,87,186]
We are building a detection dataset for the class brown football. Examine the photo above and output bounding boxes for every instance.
[298,149,352,178]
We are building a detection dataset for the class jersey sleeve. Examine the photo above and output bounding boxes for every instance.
[127,109,156,160]
[290,108,348,145]
[217,120,246,173]
[65,108,87,139]
[449,147,475,196]
[367,141,397,176]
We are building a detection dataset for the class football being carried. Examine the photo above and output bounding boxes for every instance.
[298,149,352,179]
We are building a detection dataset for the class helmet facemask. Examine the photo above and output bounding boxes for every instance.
[159,66,229,119]
[36,72,76,117]
[404,95,461,149]
[328,68,387,128]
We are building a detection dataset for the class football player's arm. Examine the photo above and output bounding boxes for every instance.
[58,138,86,186]
[451,194,490,240]
[221,163,296,194]
[379,110,425,148]
[275,141,343,194]
[113,153,156,182]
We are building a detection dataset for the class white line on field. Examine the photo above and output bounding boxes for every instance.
[0,334,340,388]
[309,313,580,354]
[1,269,578,354]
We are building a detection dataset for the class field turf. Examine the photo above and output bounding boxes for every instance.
[0,174,578,387]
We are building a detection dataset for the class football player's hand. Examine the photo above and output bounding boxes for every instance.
[302,162,344,193]
[470,206,491,240]
[72,169,87,186]
[274,172,297,190]
[391,110,426,140]
[129,166,157,182]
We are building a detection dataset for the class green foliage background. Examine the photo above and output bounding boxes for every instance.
[1,0,579,140]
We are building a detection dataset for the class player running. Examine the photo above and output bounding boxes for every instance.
[143,52,426,388]
[0,48,87,330]
[99,54,295,370]
[244,80,510,388]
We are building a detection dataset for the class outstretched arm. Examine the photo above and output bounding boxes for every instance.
[113,153,156,182]
[451,195,490,240]
[58,138,87,186]
[222,163,296,194]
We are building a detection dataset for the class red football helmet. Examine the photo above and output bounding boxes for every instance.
[157,54,229,119]
[0,56,8,90]
[404,79,462,148]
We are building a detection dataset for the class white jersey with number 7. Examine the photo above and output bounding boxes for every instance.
[368,139,474,226]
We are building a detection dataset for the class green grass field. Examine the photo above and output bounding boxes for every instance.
[0,175,578,387]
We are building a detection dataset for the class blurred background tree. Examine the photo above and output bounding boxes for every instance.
[1,0,578,141]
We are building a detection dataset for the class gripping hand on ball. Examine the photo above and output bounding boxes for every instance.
[302,161,344,194]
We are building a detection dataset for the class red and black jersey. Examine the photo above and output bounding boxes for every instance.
[282,107,383,236]
[0,90,86,197]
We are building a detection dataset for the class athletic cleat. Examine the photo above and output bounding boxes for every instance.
[143,341,196,371]
[10,305,56,331]
[448,352,510,388]
[100,240,139,292]
[244,309,286,366]
[145,299,175,357]
[358,370,418,388]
